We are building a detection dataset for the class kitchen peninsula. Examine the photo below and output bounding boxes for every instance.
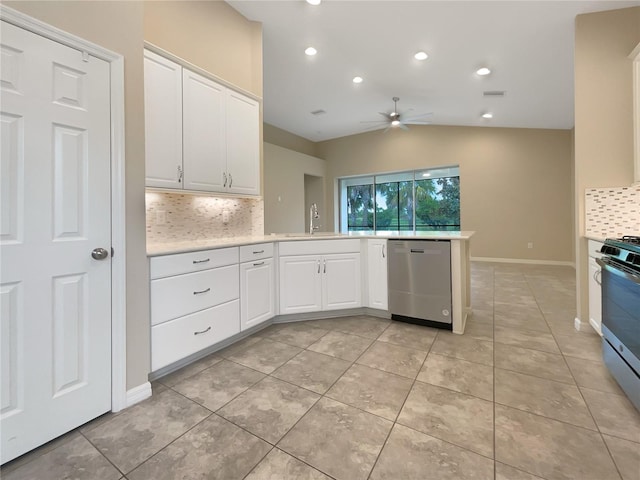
[147,231,474,375]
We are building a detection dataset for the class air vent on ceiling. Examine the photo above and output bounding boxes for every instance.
[311,109,327,116]
[483,91,506,97]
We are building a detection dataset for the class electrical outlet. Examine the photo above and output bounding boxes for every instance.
[527,242,534,249]
[156,210,166,225]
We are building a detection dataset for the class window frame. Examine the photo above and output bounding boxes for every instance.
[338,166,460,233]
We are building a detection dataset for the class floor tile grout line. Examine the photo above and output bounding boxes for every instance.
[491,264,497,480]
[76,430,128,478]
[364,327,441,480]
[262,319,393,480]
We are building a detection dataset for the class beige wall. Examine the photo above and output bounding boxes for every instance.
[144,1,262,97]
[574,7,640,321]
[316,125,573,262]
[4,1,262,391]
[264,143,327,233]
[264,123,319,158]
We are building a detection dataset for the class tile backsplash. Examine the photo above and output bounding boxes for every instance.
[146,191,264,244]
[585,185,640,238]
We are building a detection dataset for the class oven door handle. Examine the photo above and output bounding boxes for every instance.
[596,258,640,285]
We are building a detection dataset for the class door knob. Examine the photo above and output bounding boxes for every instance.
[91,248,109,260]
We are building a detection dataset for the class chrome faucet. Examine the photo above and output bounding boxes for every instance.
[309,203,320,234]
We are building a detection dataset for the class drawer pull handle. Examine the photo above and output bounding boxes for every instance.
[194,326,211,336]
[253,261,265,266]
[192,258,210,264]
[253,250,264,254]
[193,287,211,295]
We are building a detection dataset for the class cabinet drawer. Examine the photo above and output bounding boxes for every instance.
[279,239,360,256]
[151,264,239,325]
[240,243,273,263]
[150,247,239,279]
[151,299,240,371]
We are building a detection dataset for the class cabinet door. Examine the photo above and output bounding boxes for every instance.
[183,69,226,192]
[588,256,602,334]
[240,258,275,331]
[144,50,183,188]
[279,255,322,314]
[323,253,362,310]
[226,90,260,195]
[367,240,388,310]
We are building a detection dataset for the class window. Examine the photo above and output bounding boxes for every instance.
[339,167,460,233]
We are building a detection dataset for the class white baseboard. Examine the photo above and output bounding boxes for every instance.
[471,256,575,267]
[125,382,152,408]
[574,317,582,331]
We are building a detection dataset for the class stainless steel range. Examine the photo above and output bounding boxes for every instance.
[597,236,640,411]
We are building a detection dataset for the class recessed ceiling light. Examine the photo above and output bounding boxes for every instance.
[352,76,363,84]
[414,51,428,61]
[306,0,321,5]
[482,112,493,119]
[305,47,317,56]
[476,67,491,76]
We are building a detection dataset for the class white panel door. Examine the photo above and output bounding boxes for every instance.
[144,49,183,189]
[226,90,260,195]
[1,22,112,464]
[183,69,226,192]
[367,240,388,310]
[240,259,275,330]
[279,256,322,314]
[323,254,362,311]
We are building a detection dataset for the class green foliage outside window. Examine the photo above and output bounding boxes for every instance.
[344,169,460,232]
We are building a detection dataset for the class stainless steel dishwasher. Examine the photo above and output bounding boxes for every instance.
[388,239,452,328]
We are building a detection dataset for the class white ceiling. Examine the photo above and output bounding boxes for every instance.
[228,0,640,142]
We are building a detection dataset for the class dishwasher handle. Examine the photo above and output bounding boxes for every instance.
[410,248,425,253]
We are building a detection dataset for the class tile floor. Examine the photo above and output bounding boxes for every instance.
[3,263,640,480]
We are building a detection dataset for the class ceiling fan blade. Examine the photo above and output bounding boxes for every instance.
[399,123,410,131]
[378,112,392,120]
[362,124,388,132]
[402,112,433,122]
[360,120,390,124]
[383,124,392,134]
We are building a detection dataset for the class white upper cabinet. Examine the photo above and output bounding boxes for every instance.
[226,90,260,195]
[182,69,226,192]
[144,50,183,189]
[144,49,261,195]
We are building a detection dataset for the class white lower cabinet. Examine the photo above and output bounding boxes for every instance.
[588,254,602,335]
[279,253,361,315]
[367,239,388,310]
[279,255,324,314]
[587,239,604,335]
[152,300,239,371]
[240,258,275,330]
[150,248,240,372]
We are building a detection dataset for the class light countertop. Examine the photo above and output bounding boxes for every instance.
[147,231,475,256]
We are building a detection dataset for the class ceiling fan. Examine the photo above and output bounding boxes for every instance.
[361,97,433,132]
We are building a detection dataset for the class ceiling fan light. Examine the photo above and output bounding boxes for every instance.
[306,0,321,5]
[414,51,428,61]
[482,112,493,119]
[391,119,401,126]
[352,76,363,84]
[476,67,491,76]
[305,47,317,56]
